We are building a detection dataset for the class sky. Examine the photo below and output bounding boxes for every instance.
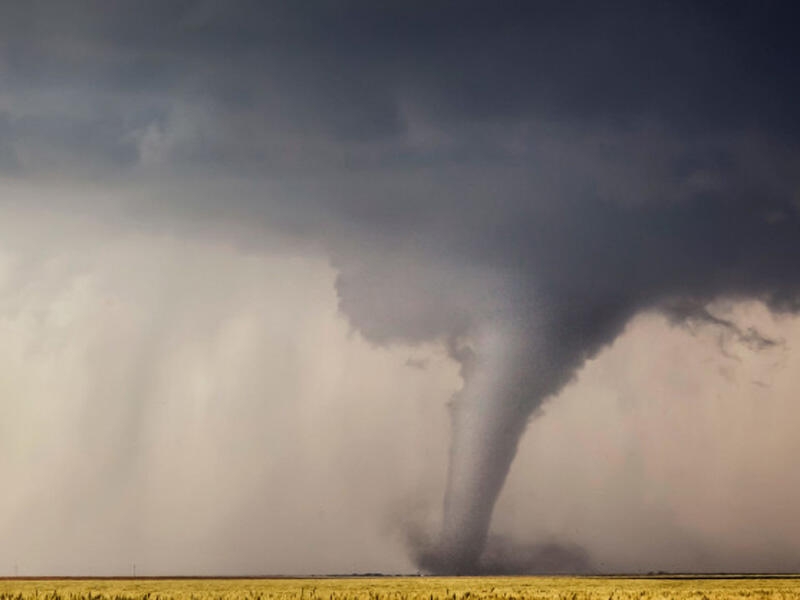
[2,0,800,575]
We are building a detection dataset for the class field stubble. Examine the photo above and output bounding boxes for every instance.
[2,577,800,600]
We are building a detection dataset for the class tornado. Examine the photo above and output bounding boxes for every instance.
[428,325,533,573]
[417,300,635,573]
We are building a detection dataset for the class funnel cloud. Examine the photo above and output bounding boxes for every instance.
[2,0,800,575]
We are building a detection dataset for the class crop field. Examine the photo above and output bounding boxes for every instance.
[2,577,800,600]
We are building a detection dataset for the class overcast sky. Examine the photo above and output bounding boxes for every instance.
[2,0,800,575]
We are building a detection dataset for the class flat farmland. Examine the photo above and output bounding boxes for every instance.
[3,577,800,600]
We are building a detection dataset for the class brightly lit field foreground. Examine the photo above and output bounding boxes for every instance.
[3,577,800,600]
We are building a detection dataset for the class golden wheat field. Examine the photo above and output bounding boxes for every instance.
[2,577,800,600]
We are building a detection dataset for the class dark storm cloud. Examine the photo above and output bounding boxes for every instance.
[2,1,799,170]
[3,0,800,574]
[0,113,20,172]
